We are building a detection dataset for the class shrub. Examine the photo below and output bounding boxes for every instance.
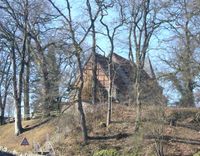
[93,149,119,156]
[194,151,200,156]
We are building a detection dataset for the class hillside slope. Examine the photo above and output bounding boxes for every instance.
[53,105,200,156]
[0,118,56,154]
[0,105,200,155]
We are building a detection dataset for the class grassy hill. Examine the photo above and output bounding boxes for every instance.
[0,118,56,154]
[0,104,200,155]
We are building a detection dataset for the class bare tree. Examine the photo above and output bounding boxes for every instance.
[20,0,61,116]
[97,0,124,126]
[86,0,100,105]
[125,0,166,131]
[11,33,26,135]
[160,0,200,107]
[0,52,11,125]
[0,0,32,134]
[48,0,100,142]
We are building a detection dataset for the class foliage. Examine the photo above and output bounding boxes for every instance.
[93,149,119,156]
[167,109,199,122]
[193,151,200,156]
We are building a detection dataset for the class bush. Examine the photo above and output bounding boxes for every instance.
[194,151,200,156]
[93,149,119,156]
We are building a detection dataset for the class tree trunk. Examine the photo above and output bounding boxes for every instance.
[181,84,195,107]
[134,66,142,132]
[77,52,88,143]
[91,24,97,105]
[11,39,24,135]
[24,38,31,120]
[92,52,97,105]
[0,90,8,125]
[0,107,5,125]
[23,62,30,120]
[182,19,195,107]
[107,62,112,127]
[0,96,3,125]
[15,101,23,135]
[0,99,5,125]
[14,1,27,133]
[0,60,11,125]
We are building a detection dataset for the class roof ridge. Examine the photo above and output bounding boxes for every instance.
[113,52,128,60]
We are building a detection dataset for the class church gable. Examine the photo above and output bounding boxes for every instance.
[81,52,164,104]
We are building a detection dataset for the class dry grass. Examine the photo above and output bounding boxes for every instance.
[54,104,200,156]
[0,105,200,155]
[0,118,56,153]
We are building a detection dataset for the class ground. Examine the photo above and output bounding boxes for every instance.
[0,104,200,156]
[0,118,56,153]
